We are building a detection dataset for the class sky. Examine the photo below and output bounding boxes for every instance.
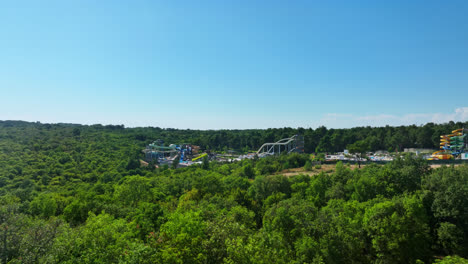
[1,0,468,129]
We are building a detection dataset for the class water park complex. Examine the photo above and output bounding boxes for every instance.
[143,135,305,167]
[142,130,468,167]
[429,128,468,160]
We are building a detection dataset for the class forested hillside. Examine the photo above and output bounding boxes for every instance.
[1,120,467,263]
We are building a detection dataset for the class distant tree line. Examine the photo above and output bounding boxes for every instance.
[1,120,467,154]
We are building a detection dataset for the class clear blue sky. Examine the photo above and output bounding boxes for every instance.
[1,0,468,129]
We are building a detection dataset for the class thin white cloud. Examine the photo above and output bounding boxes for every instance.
[4,107,468,130]
[320,107,468,128]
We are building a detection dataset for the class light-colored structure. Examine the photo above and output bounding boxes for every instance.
[256,134,304,155]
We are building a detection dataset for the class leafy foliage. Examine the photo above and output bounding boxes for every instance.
[0,121,468,263]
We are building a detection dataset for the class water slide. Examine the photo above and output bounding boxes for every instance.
[430,150,453,160]
[450,135,465,153]
[192,153,207,162]
[432,128,466,159]
[256,135,303,155]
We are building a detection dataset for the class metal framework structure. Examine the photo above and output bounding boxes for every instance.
[256,134,304,155]
[144,142,178,161]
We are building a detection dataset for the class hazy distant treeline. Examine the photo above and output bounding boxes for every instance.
[1,120,467,153]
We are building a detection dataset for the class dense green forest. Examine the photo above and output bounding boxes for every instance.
[1,120,467,263]
[2,120,467,154]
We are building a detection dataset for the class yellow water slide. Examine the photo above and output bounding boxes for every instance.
[192,153,208,162]
[431,129,465,160]
[430,152,453,160]
[440,136,451,148]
